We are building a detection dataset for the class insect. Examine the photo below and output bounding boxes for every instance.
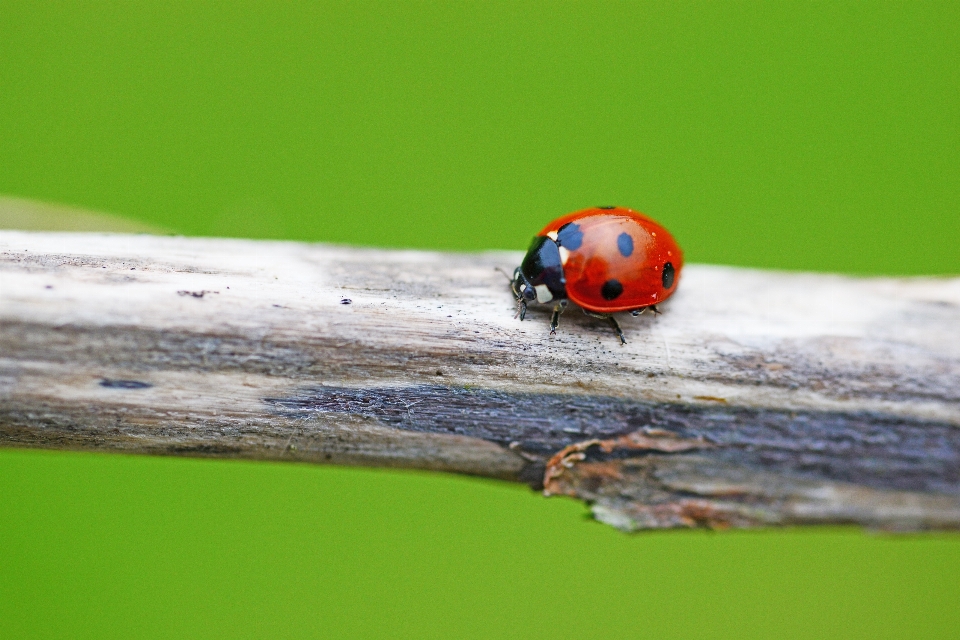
[510,206,683,344]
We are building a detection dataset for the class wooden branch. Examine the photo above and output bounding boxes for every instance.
[2,230,959,531]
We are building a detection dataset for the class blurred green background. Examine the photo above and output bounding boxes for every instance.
[1,2,958,638]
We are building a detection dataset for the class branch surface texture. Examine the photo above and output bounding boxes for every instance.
[2,230,958,531]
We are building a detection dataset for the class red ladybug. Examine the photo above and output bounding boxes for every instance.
[510,206,683,343]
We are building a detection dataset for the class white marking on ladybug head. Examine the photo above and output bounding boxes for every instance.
[546,231,559,241]
[558,246,570,265]
[534,284,553,303]
[519,283,527,292]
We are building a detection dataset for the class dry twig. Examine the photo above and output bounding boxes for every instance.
[2,230,958,531]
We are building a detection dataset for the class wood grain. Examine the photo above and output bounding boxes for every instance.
[2,229,958,531]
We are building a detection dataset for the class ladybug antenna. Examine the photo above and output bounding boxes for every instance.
[494,266,514,282]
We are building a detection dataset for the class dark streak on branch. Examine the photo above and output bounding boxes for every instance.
[267,385,960,496]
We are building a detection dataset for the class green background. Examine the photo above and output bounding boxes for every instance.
[1,2,958,638]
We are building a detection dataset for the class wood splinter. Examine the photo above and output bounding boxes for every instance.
[1,229,958,531]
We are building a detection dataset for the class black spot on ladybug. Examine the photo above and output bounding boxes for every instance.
[662,262,675,289]
[617,232,633,257]
[557,223,583,250]
[601,279,623,300]
[597,205,616,209]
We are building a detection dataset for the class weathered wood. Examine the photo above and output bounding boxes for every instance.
[1,229,958,531]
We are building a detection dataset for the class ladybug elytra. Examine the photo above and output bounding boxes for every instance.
[510,206,683,344]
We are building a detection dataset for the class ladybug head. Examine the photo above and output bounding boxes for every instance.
[511,235,567,306]
[511,267,537,303]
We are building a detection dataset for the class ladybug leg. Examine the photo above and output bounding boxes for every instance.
[509,269,522,301]
[606,315,627,345]
[582,310,627,344]
[515,298,527,321]
[549,300,567,335]
[510,269,527,320]
[549,308,560,334]
[630,305,661,317]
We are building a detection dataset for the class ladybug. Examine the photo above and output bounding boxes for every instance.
[510,206,683,344]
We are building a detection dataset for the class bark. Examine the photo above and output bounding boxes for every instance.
[2,229,958,531]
